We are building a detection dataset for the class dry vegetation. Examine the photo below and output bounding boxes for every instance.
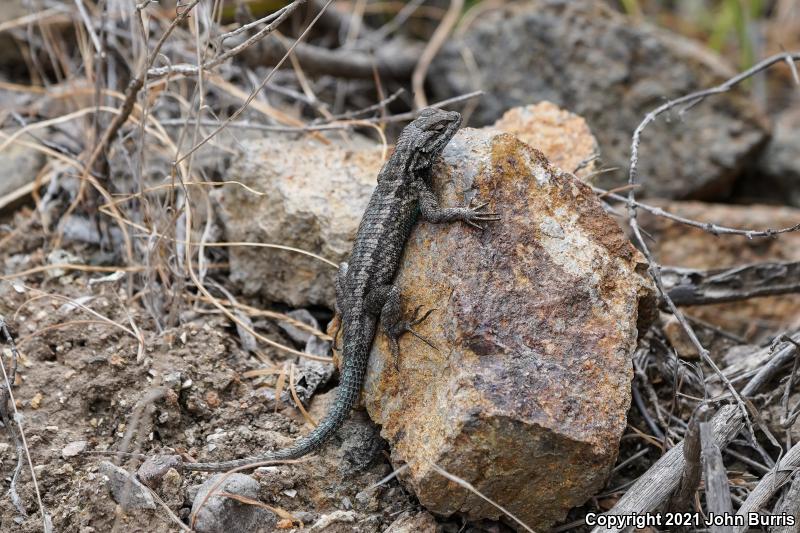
[0,1,799,532]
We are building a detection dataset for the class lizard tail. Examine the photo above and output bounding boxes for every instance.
[181,335,368,473]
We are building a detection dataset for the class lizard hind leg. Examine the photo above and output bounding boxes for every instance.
[365,285,438,370]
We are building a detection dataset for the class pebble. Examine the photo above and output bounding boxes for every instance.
[61,440,87,459]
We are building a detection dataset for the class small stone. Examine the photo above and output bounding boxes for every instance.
[61,440,87,459]
[309,510,357,531]
[30,392,43,409]
[282,489,297,498]
[277,309,319,345]
[206,431,228,442]
[661,313,700,359]
[163,371,182,390]
[160,468,183,507]
[191,473,276,533]
[384,511,440,533]
[205,391,220,409]
[99,461,156,510]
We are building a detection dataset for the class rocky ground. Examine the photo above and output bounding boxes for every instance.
[1,1,800,532]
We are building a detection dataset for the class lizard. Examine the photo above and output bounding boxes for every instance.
[175,108,498,473]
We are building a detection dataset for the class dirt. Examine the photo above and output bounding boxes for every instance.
[0,216,508,533]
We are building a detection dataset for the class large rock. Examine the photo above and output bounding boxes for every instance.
[0,2,27,72]
[214,136,382,307]
[217,103,600,308]
[740,108,800,206]
[361,128,656,530]
[490,102,600,178]
[0,135,46,203]
[641,201,800,340]
[431,0,768,199]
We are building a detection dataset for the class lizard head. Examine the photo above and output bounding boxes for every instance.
[396,108,462,176]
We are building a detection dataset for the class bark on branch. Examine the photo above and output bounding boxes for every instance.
[662,262,800,306]
[241,36,423,79]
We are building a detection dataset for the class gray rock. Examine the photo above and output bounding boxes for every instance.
[286,358,334,405]
[190,473,275,533]
[430,0,768,199]
[361,128,656,530]
[213,136,382,308]
[747,108,800,205]
[61,440,87,459]
[304,388,386,475]
[0,133,45,202]
[278,309,318,345]
[384,511,440,533]
[99,461,156,510]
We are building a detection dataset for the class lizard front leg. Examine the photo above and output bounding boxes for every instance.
[365,285,435,369]
[416,180,500,229]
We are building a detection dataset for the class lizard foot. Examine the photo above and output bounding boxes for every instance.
[463,199,501,230]
[387,306,438,370]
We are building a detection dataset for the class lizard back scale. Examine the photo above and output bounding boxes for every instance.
[180,108,498,472]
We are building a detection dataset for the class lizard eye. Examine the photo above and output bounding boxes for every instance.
[433,123,447,132]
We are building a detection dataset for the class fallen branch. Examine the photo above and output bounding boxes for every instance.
[240,36,421,79]
[590,333,797,533]
[661,262,800,306]
[667,404,711,512]
[701,421,734,533]
[732,441,800,533]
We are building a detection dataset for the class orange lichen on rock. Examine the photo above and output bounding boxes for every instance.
[361,129,655,530]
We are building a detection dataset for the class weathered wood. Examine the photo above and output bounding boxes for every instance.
[734,441,800,533]
[662,262,800,306]
[668,405,711,512]
[590,404,742,533]
[770,469,800,533]
[700,421,734,533]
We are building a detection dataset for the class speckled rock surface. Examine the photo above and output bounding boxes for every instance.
[216,103,600,308]
[0,135,45,200]
[743,108,800,206]
[214,136,382,307]
[491,102,599,178]
[361,128,656,530]
[100,461,156,510]
[190,473,276,533]
[431,0,768,199]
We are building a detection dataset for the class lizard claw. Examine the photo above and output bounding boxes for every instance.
[409,306,435,326]
[463,198,500,230]
[387,307,439,370]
